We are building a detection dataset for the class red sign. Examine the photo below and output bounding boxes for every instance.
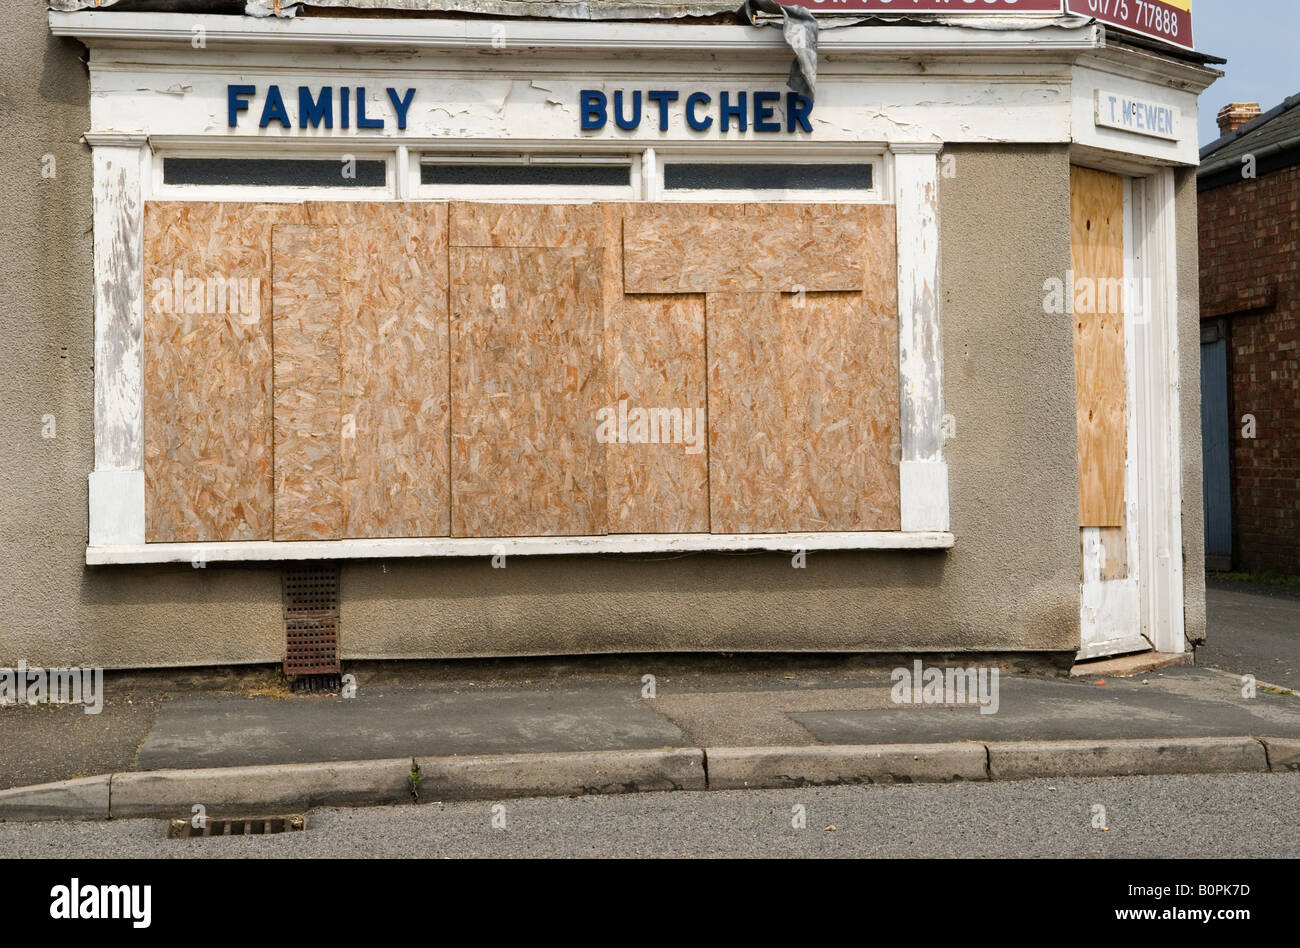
[1064,0,1193,51]
[798,0,1063,13]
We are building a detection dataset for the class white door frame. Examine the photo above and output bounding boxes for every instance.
[1131,168,1186,655]
[1076,161,1185,658]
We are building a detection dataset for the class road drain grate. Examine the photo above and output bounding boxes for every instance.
[283,565,341,676]
[168,815,306,839]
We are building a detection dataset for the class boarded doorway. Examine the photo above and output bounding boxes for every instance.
[1071,165,1145,658]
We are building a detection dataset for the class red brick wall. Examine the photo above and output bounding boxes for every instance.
[1199,163,1300,575]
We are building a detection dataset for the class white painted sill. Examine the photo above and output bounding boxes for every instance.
[85,532,955,565]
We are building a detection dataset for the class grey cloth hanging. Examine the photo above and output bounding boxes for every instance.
[739,0,818,103]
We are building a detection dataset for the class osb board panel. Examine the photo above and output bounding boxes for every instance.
[606,294,710,533]
[307,203,451,539]
[450,246,607,537]
[143,201,305,542]
[784,291,900,532]
[450,203,604,248]
[707,292,787,534]
[707,291,899,534]
[1070,166,1128,528]
[601,203,709,533]
[622,203,885,294]
[272,224,343,542]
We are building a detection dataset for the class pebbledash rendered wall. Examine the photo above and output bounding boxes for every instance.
[2,4,1206,669]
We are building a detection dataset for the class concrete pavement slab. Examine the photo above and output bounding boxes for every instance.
[0,693,164,790]
[789,667,1300,745]
[135,685,691,770]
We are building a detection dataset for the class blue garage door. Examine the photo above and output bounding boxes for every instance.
[1201,319,1232,570]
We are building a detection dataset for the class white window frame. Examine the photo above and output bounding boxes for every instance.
[86,134,950,564]
[654,146,888,204]
[416,149,641,202]
[148,141,396,202]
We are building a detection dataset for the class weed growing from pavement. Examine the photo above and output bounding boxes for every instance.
[409,760,422,801]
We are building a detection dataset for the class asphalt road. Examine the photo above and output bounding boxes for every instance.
[3,773,1297,858]
[1201,580,1300,691]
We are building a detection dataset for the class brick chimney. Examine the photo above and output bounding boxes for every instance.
[1217,102,1262,137]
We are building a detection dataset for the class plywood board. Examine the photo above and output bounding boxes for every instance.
[706,293,790,533]
[1070,166,1127,528]
[783,291,900,532]
[703,203,899,535]
[307,202,451,539]
[143,201,304,542]
[599,204,709,533]
[450,246,607,537]
[623,203,878,293]
[272,224,343,541]
[606,294,710,533]
[707,289,899,534]
[450,202,604,248]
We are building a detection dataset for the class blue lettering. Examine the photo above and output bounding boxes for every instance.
[259,84,291,128]
[647,90,678,132]
[356,87,384,129]
[299,86,333,129]
[581,90,608,131]
[753,91,780,132]
[614,90,642,131]
[227,84,255,127]
[386,87,415,130]
[787,93,812,133]
[686,92,712,131]
[341,86,350,129]
[720,91,747,132]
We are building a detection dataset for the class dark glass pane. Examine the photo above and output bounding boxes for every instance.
[164,157,386,187]
[420,163,630,186]
[664,162,872,191]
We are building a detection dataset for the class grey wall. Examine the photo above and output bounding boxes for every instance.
[0,12,1084,670]
[0,3,284,669]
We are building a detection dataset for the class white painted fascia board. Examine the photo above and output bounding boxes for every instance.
[1076,47,1222,95]
[146,136,892,154]
[86,532,956,566]
[51,11,1102,55]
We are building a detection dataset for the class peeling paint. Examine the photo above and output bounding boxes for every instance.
[529,81,569,110]
[92,147,144,473]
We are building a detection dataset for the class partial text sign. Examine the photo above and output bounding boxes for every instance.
[1065,0,1193,51]
[1094,89,1180,141]
[794,0,1062,11]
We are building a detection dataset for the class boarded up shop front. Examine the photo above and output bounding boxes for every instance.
[51,0,1218,668]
